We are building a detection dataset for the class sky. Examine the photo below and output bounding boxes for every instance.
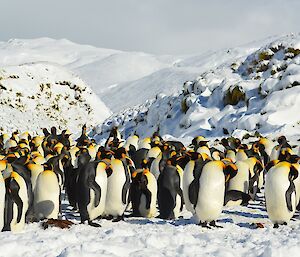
[0,0,299,55]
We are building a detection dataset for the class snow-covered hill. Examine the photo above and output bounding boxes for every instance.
[0,37,271,113]
[0,62,110,133]
[0,38,181,112]
[96,33,300,141]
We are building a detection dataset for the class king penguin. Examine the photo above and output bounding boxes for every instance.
[265,161,298,228]
[33,163,60,220]
[77,160,107,226]
[3,171,29,232]
[194,160,237,228]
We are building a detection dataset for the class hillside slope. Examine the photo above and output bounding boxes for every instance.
[95,33,300,140]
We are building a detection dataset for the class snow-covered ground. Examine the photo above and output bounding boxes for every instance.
[1,192,299,257]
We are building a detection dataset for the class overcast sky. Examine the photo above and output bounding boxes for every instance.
[0,0,299,55]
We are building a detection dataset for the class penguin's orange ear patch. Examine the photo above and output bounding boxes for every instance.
[224,163,237,180]
[170,151,177,157]
[132,171,138,178]
[142,169,149,175]
[201,153,209,161]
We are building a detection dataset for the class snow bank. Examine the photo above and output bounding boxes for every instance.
[0,62,111,133]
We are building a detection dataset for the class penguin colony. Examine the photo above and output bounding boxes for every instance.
[0,125,298,232]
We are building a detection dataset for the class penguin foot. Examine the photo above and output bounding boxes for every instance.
[112,216,124,222]
[198,222,211,229]
[88,221,101,227]
[209,221,223,228]
[125,213,140,218]
[273,224,279,229]
[102,215,114,220]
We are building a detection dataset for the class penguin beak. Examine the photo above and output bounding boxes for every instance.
[225,174,231,182]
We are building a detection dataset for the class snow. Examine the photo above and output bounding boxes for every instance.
[1,192,300,257]
[0,62,111,133]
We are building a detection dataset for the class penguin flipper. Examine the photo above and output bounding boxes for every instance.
[285,181,296,212]
[10,180,23,223]
[121,160,131,205]
[88,178,101,207]
[121,181,131,205]
[249,173,259,197]
[143,188,152,209]
[188,179,199,207]
[177,187,184,212]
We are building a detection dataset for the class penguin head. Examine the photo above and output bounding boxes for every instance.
[200,153,210,161]
[32,136,44,147]
[132,170,148,190]
[150,140,161,148]
[278,135,287,145]
[212,151,222,160]
[76,148,91,167]
[238,144,248,150]
[0,159,8,171]
[5,153,17,163]
[43,162,53,172]
[60,149,71,167]
[11,131,19,141]
[97,148,114,160]
[223,162,238,182]
[51,127,57,135]
[161,143,170,152]
[233,138,241,148]
[265,160,280,172]
[114,147,127,159]
[170,150,177,158]
[185,151,200,160]
[54,142,64,154]
[141,159,149,169]
[251,142,260,154]
[42,128,50,137]
[221,138,230,148]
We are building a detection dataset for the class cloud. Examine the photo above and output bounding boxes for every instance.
[0,0,299,54]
